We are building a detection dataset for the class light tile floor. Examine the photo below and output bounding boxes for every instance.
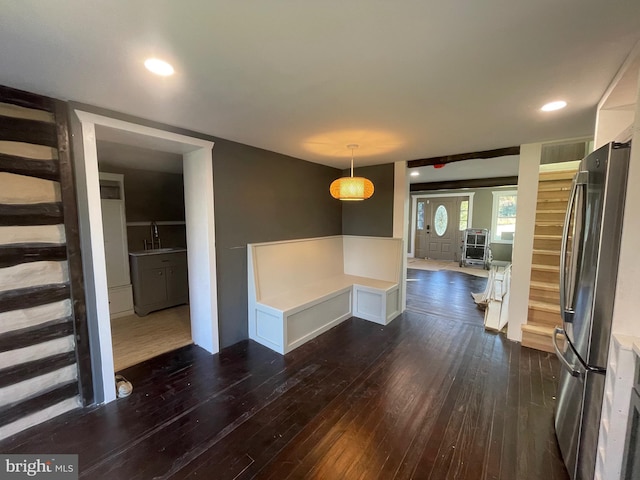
[407,257,490,278]
[111,305,192,372]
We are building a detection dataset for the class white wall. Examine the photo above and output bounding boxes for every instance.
[183,148,219,353]
[343,236,403,283]
[393,161,408,311]
[609,72,640,338]
[506,143,541,341]
[595,109,635,148]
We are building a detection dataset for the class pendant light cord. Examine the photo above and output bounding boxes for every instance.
[350,147,354,178]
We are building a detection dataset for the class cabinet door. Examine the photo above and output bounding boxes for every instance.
[167,264,189,303]
[140,268,168,305]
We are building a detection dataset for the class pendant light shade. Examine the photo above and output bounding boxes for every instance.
[330,144,375,201]
[330,176,375,201]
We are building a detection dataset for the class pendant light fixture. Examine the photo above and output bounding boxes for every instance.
[329,144,375,201]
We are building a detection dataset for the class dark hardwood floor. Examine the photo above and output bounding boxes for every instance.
[1,268,569,479]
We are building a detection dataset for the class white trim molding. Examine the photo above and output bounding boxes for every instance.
[73,110,217,404]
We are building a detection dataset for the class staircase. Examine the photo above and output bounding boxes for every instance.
[521,168,578,353]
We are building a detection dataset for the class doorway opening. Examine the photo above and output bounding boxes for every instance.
[73,111,218,403]
[410,193,474,261]
[97,146,193,372]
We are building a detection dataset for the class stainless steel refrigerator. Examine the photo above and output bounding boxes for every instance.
[553,141,631,480]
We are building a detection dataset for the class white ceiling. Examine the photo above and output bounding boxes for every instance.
[1,1,639,169]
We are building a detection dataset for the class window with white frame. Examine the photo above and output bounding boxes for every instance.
[491,190,517,243]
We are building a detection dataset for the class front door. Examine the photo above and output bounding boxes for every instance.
[428,198,456,260]
[414,197,466,261]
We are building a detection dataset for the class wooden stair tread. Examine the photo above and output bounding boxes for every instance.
[537,180,573,186]
[536,195,569,203]
[521,323,556,335]
[537,197,570,203]
[535,209,566,214]
[532,249,560,255]
[538,172,578,182]
[531,264,560,272]
[521,324,557,353]
[528,300,560,313]
[534,234,562,239]
[534,221,565,226]
[538,171,578,181]
[538,182,571,192]
[530,281,560,292]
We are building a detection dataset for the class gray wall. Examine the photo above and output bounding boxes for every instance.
[410,185,516,262]
[342,163,394,237]
[98,164,187,252]
[213,140,343,347]
[68,100,415,352]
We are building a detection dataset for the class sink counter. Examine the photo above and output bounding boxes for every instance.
[129,248,187,256]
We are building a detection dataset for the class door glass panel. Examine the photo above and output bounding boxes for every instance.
[459,200,469,230]
[417,202,424,230]
[434,205,448,236]
[100,180,121,200]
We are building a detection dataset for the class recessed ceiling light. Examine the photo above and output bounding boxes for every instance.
[144,58,174,76]
[410,171,420,177]
[541,100,567,112]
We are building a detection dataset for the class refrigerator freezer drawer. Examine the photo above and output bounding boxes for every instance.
[555,346,585,479]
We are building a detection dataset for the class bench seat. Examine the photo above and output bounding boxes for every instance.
[248,236,404,354]
[260,274,397,313]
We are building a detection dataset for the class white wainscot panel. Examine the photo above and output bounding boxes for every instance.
[287,291,351,349]
[255,309,284,353]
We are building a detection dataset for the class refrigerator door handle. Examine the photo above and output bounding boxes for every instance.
[559,171,588,324]
[553,327,582,377]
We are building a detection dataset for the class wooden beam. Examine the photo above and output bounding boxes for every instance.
[410,176,519,192]
[0,283,70,314]
[0,152,60,181]
[0,351,76,388]
[0,317,74,352]
[55,100,94,406]
[0,381,78,427]
[0,202,64,226]
[0,85,56,113]
[408,146,520,168]
[0,243,67,268]
[0,116,59,148]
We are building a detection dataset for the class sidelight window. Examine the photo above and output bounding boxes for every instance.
[459,200,469,230]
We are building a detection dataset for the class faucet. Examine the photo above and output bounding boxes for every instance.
[145,221,162,250]
[152,221,159,241]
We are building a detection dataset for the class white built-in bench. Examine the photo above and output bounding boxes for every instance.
[248,235,403,354]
